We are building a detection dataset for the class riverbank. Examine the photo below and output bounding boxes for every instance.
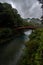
[0,28,24,45]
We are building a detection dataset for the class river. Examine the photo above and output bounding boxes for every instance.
[0,30,32,65]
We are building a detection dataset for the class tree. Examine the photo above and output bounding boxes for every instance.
[19,29,43,65]
[0,3,23,28]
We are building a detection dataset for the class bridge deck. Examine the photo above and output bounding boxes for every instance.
[15,26,40,30]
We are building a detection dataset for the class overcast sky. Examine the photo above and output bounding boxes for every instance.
[0,0,42,18]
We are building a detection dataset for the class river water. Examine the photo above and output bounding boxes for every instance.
[0,30,32,65]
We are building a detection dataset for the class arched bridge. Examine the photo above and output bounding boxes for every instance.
[15,25,41,30]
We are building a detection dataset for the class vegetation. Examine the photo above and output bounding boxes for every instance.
[18,28,43,65]
[0,2,41,44]
[23,18,41,27]
[0,2,24,44]
[0,2,43,65]
[0,3,24,28]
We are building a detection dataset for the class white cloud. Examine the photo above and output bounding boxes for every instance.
[0,0,42,18]
[29,2,39,12]
[9,2,16,8]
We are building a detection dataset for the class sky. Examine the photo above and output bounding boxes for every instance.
[0,0,42,18]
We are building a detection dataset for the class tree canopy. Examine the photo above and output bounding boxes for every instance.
[19,28,43,65]
[0,3,23,28]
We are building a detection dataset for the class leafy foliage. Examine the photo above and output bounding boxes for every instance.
[0,2,24,44]
[19,28,43,65]
[0,3,23,28]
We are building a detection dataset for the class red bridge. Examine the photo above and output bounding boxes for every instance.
[15,26,41,30]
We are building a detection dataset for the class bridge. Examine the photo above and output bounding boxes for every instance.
[15,25,41,30]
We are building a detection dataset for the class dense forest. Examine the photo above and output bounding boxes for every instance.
[0,2,25,44]
[0,3,24,28]
[18,28,43,65]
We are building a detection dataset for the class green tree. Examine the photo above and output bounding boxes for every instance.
[19,29,43,65]
[0,3,23,28]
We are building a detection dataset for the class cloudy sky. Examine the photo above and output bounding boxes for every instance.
[0,0,42,18]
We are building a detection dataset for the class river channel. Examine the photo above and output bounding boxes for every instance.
[0,30,32,65]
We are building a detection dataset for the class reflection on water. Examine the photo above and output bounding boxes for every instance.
[0,30,32,65]
[24,30,32,35]
[24,30,32,41]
